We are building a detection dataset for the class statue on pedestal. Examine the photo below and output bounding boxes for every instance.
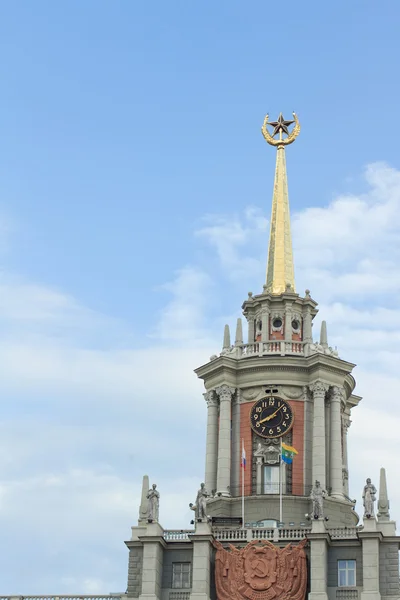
[362,478,377,519]
[310,480,326,519]
[147,483,160,522]
[190,483,209,521]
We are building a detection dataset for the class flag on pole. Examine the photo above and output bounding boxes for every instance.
[241,443,246,469]
[281,442,298,464]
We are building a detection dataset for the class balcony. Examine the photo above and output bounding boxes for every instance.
[234,341,305,358]
[162,526,359,543]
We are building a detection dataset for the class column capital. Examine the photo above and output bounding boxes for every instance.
[309,380,330,395]
[342,415,351,430]
[203,390,218,407]
[216,385,236,402]
[331,385,345,401]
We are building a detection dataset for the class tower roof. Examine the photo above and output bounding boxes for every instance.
[261,112,300,295]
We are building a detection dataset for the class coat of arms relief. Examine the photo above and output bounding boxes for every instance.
[214,538,307,600]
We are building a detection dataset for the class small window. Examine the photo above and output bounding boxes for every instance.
[172,563,191,589]
[338,560,356,587]
[263,466,280,494]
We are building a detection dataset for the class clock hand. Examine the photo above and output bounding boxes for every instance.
[258,405,284,424]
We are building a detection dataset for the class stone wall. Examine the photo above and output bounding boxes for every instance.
[379,543,400,597]
[161,548,193,589]
[127,546,143,597]
[327,546,363,587]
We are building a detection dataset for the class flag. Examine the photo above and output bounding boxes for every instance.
[281,442,298,464]
[241,442,246,469]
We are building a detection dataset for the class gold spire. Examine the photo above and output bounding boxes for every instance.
[261,112,300,295]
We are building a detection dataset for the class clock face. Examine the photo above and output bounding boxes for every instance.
[250,396,294,439]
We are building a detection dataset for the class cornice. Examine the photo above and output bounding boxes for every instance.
[348,393,362,408]
[306,352,356,373]
[195,355,358,384]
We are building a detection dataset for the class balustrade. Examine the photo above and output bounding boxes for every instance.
[236,341,304,358]
[328,527,358,539]
[336,589,359,600]
[0,597,121,600]
[163,530,193,541]
[169,593,190,600]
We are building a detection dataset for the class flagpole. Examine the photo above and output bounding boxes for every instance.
[241,438,245,527]
[279,437,283,525]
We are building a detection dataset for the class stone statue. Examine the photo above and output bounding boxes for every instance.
[147,483,160,522]
[362,478,377,519]
[190,483,209,521]
[310,480,326,519]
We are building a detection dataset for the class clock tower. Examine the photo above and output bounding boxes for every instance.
[125,112,400,600]
[195,112,359,527]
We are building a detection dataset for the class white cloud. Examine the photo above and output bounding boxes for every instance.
[155,266,215,344]
[195,206,268,281]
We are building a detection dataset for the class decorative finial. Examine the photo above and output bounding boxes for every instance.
[377,468,390,521]
[261,112,300,147]
[222,324,231,351]
[138,474,150,524]
[235,318,243,346]
[320,321,328,349]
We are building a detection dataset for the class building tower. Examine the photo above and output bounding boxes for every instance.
[195,111,358,526]
[126,113,400,600]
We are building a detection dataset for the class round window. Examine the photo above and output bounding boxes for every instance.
[272,318,282,328]
[292,319,300,330]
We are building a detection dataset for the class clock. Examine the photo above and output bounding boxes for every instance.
[250,396,294,439]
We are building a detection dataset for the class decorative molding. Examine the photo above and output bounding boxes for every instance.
[309,380,330,395]
[216,385,236,402]
[241,387,260,401]
[270,312,284,334]
[282,386,303,399]
[203,390,218,408]
[342,415,351,430]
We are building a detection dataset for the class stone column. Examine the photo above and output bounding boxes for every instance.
[256,457,263,495]
[231,391,241,497]
[309,381,329,489]
[325,397,330,492]
[284,302,292,342]
[330,386,344,498]
[216,385,235,497]
[138,522,165,600]
[342,412,351,496]
[204,390,218,495]
[261,310,269,343]
[189,521,214,600]
[360,521,381,600]
[247,318,255,344]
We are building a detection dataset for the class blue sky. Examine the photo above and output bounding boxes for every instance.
[1,0,400,593]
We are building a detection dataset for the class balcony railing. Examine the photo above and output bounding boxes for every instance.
[235,341,304,358]
[336,589,359,600]
[163,526,359,543]
[169,593,190,600]
[163,530,194,541]
[0,597,123,600]
[212,527,312,542]
[329,527,358,539]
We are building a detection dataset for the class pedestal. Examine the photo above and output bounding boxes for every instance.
[360,520,381,600]
[138,523,165,600]
[189,522,213,600]
[308,519,329,600]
